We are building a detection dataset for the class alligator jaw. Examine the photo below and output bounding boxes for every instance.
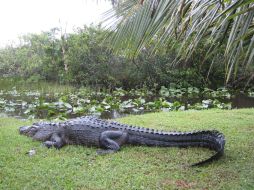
[19,126,30,134]
[19,125,40,137]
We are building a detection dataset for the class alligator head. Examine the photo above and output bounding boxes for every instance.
[19,125,40,137]
[19,122,57,141]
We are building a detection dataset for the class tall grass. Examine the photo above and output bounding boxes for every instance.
[0,77,76,94]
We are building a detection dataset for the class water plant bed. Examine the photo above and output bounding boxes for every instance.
[1,85,252,120]
[0,109,254,189]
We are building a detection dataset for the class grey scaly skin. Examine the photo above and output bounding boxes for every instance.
[19,116,225,166]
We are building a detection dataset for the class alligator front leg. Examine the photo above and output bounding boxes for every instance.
[43,133,65,149]
[97,130,128,155]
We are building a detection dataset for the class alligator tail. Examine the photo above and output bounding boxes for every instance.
[190,130,225,166]
[128,129,225,166]
[191,148,224,166]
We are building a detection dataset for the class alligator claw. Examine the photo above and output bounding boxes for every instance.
[42,141,54,148]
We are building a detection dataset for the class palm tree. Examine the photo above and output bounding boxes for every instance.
[103,0,254,83]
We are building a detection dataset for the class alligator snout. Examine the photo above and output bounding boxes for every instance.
[19,125,39,137]
[19,126,30,134]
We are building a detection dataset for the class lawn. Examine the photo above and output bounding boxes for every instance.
[0,109,254,190]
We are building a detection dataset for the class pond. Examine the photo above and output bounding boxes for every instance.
[0,86,253,120]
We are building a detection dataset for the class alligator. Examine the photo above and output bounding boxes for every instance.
[19,116,225,166]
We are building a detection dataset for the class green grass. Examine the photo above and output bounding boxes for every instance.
[0,109,254,190]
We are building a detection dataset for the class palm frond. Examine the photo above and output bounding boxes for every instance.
[102,0,254,82]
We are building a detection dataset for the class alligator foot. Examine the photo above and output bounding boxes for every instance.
[43,141,55,148]
[99,130,128,153]
[42,133,65,149]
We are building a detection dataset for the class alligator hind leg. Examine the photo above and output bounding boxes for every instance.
[97,130,128,155]
[43,133,65,149]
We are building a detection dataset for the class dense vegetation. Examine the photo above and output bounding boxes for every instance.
[1,25,251,90]
[1,25,253,121]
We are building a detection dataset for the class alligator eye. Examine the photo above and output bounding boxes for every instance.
[27,126,39,136]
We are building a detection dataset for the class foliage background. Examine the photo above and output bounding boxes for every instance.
[0,25,252,90]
